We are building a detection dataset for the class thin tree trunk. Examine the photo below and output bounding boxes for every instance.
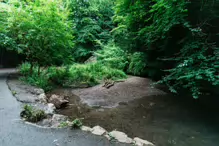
[30,63,33,75]
[38,65,41,76]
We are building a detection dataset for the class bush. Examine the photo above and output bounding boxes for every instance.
[55,63,127,87]
[95,42,129,71]
[19,62,31,76]
[20,105,46,123]
[6,0,73,66]
[19,62,127,91]
[69,0,115,62]
[128,52,147,76]
[72,118,83,129]
[19,63,52,91]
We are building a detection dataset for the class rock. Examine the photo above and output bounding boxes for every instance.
[65,120,73,127]
[109,131,133,143]
[80,126,92,132]
[104,134,111,140]
[40,118,52,127]
[45,103,56,114]
[133,137,154,146]
[91,126,107,136]
[33,88,44,95]
[38,93,47,103]
[51,114,68,128]
[49,94,69,109]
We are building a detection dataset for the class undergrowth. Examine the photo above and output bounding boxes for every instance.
[19,62,127,91]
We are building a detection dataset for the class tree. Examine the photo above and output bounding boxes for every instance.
[113,0,219,97]
[5,0,74,73]
[69,0,115,62]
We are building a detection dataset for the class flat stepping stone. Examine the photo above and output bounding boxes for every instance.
[109,131,133,143]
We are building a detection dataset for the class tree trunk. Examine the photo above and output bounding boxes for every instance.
[38,65,41,76]
[30,63,33,75]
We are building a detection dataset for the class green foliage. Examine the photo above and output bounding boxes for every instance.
[12,90,17,96]
[19,62,127,91]
[128,52,147,76]
[19,63,52,91]
[20,104,46,122]
[58,121,69,128]
[72,118,83,128]
[3,0,218,99]
[159,32,219,98]
[5,0,74,66]
[95,41,129,71]
[0,2,12,48]
[69,0,115,62]
[19,62,31,76]
[0,3,8,34]
[67,63,127,84]
[114,0,219,98]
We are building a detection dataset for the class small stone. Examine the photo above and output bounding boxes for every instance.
[91,126,107,136]
[38,93,47,103]
[109,131,133,143]
[133,137,154,146]
[45,103,56,114]
[80,126,92,132]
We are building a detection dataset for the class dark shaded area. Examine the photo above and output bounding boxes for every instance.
[0,48,24,68]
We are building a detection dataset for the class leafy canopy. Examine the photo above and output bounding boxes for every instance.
[5,0,74,66]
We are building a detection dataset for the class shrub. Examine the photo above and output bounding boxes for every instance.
[72,118,83,129]
[20,105,46,123]
[19,62,31,76]
[6,0,74,67]
[19,62,52,91]
[128,52,147,76]
[19,62,127,91]
[69,0,115,62]
[95,41,129,71]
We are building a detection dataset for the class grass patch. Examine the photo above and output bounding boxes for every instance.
[19,62,127,91]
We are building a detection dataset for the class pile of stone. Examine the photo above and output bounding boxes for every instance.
[36,93,70,128]
[37,93,69,113]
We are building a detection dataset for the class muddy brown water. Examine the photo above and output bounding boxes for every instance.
[48,89,219,146]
